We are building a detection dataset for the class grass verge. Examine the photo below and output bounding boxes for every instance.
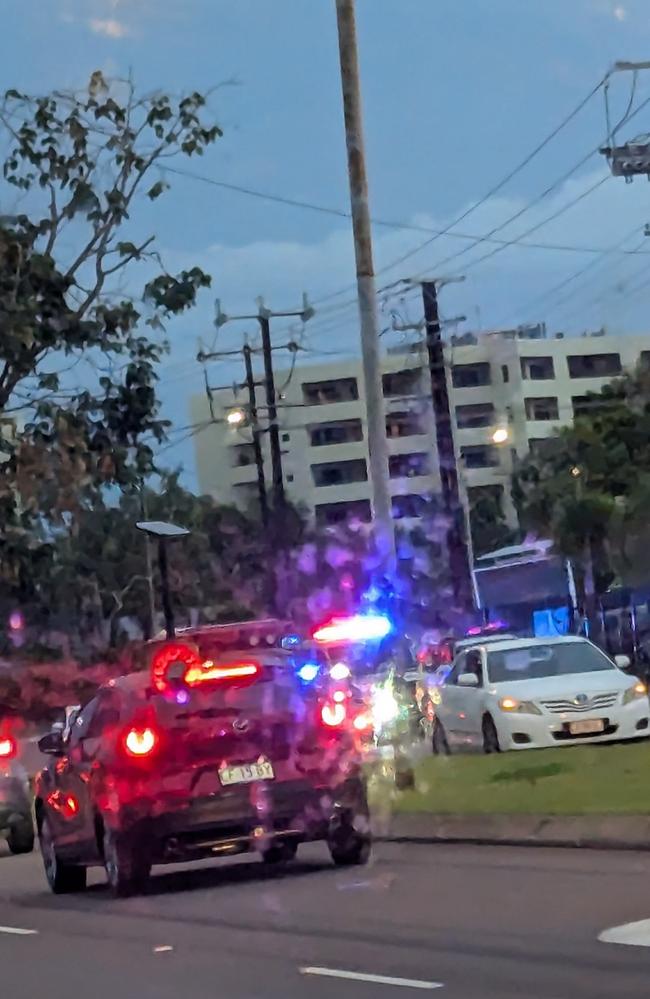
[387,741,650,815]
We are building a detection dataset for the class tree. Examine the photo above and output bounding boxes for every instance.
[468,487,518,557]
[513,367,650,604]
[0,73,221,598]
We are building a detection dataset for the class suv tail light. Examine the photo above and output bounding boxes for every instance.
[151,641,261,693]
[0,735,16,759]
[123,726,158,758]
[184,660,260,686]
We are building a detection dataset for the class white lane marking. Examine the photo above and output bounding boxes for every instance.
[300,967,443,989]
[153,945,174,953]
[0,926,38,936]
[599,919,650,947]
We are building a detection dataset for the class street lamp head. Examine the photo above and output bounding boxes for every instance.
[136,521,190,539]
[570,465,582,478]
[492,427,509,445]
[226,407,246,427]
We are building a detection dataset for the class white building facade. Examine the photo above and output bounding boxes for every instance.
[190,327,650,529]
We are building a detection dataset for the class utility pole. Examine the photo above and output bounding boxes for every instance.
[243,341,269,526]
[421,280,474,610]
[258,306,285,508]
[139,485,157,639]
[335,0,395,569]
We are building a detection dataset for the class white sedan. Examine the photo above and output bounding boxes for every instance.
[432,636,650,753]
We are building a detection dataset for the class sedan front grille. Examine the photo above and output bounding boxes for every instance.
[540,692,619,714]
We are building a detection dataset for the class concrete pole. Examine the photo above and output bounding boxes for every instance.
[335,0,395,569]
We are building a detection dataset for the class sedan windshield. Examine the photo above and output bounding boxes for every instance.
[486,642,616,684]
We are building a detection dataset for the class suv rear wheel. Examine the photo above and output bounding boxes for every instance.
[103,828,151,898]
[7,819,34,855]
[40,816,86,894]
[261,841,298,865]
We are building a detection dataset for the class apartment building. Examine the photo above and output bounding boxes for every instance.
[190,327,650,528]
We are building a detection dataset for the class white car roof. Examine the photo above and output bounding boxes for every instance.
[464,636,590,654]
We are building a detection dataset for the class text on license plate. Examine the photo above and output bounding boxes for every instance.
[219,761,275,785]
[569,719,605,735]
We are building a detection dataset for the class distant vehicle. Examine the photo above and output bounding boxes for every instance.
[0,732,34,855]
[431,636,649,754]
[34,630,371,897]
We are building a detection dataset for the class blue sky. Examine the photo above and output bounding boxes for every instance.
[3,0,650,483]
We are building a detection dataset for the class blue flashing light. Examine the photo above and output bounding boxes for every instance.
[297,663,319,683]
[281,634,302,649]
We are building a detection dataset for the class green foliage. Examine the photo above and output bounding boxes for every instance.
[0,73,222,598]
[513,366,650,592]
[468,487,518,557]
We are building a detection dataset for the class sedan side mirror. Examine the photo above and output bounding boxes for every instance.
[38,730,65,756]
[458,672,479,688]
[615,654,632,671]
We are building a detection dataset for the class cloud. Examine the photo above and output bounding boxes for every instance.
[88,17,129,38]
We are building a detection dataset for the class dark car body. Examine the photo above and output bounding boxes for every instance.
[0,736,34,855]
[34,643,370,896]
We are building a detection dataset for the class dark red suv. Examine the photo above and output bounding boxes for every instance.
[34,633,371,897]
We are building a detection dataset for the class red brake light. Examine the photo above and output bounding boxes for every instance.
[184,660,261,686]
[0,736,16,759]
[124,726,158,758]
[321,702,347,728]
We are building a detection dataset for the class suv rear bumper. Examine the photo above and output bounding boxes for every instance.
[115,778,364,864]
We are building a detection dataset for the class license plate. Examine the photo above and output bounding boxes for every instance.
[569,719,605,735]
[219,761,275,785]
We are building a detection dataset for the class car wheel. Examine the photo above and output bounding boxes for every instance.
[328,778,372,867]
[261,841,298,865]
[432,719,450,755]
[103,827,151,898]
[482,716,501,754]
[39,816,86,894]
[7,818,34,855]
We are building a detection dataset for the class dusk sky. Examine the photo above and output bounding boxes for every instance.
[3,0,650,483]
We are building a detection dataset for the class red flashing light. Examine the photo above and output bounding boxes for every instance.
[123,726,158,758]
[0,736,16,759]
[312,614,391,646]
[151,640,261,693]
[321,702,347,728]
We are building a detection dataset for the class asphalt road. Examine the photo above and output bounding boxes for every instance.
[1,838,650,998]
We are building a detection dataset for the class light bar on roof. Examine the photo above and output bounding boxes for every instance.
[312,614,392,645]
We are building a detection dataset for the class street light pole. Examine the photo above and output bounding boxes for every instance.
[335,0,395,569]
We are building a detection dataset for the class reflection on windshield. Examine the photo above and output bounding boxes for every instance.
[486,643,615,683]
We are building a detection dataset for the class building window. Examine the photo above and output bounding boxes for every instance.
[640,351,650,370]
[311,458,368,488]
[572,394,609,418]
[520,356,554,380]
[315,499,372,526]
[286,473,294,482]
[528,438,552,457]
[382,368,421,397]
[451,362,491,388]
[567,353,621,378]
[302,377,359,405]
[391,494,424,519]
[461,445,499,469]
[386,410,423,438]
[388,452,430,478]
[281,432,290,442]
[501,364,510,383]
[467,483,504,510]
[230,443,257,468]
[455,402,495,429]
[309,419,363,447]
[524,397,559,421]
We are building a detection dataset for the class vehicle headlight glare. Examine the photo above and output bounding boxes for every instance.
[623,682,648,705]
[498,697,541,716]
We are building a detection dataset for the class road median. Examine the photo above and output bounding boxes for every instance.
[369,739,650,849]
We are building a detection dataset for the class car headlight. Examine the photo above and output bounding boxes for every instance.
[498,697,542,716]
[622,681,648,705]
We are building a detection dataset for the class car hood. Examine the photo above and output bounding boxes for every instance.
[490,669,629,700]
